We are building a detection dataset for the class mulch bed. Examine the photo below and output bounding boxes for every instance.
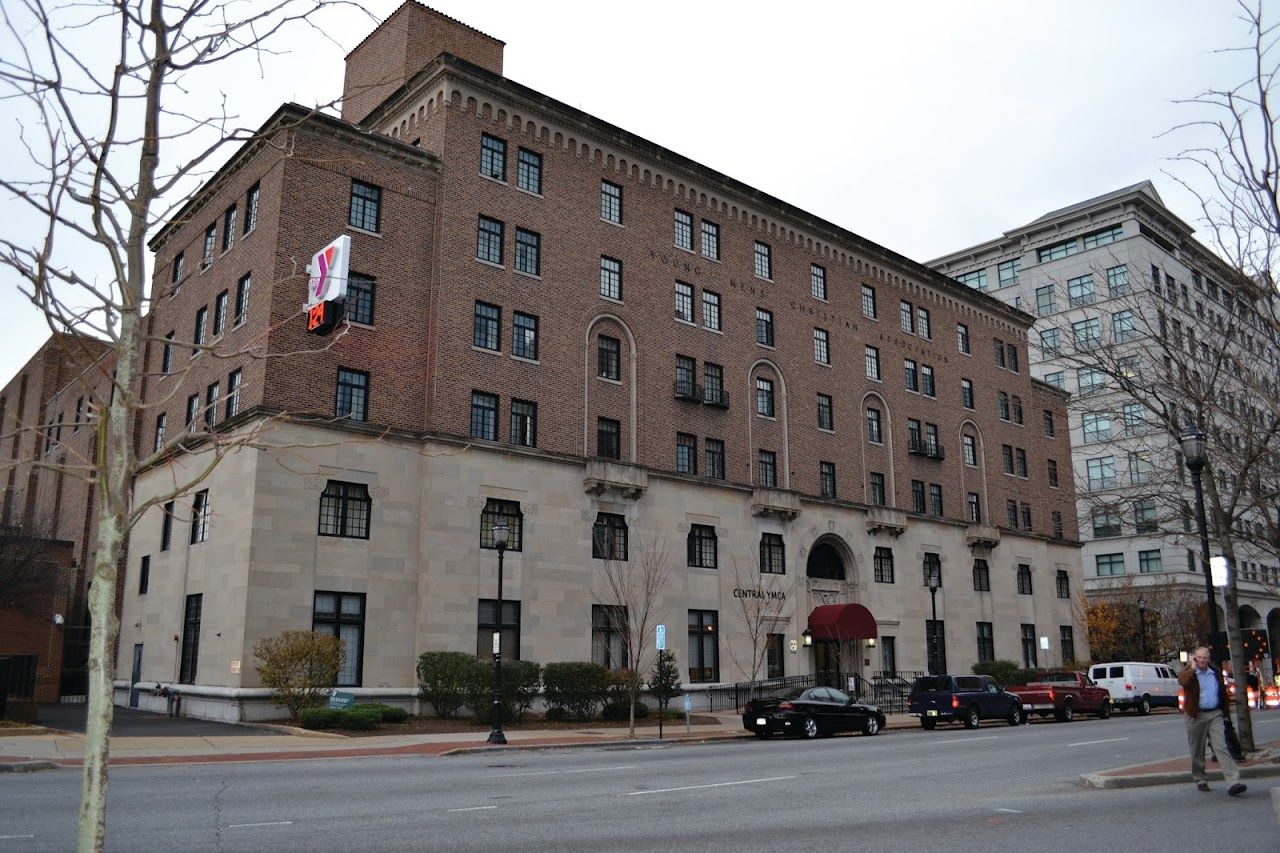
[307,713,722,738]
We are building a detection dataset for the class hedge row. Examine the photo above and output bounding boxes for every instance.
[299,703,408,731]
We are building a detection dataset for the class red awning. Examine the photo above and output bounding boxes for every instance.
[807,604,878,641]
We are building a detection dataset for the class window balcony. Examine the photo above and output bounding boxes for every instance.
[751,487,801,520]
[583,459,647,499]
[965,524,1001,551]
[673,380,703,403]
[702,385,730,409]
[865,507,907,537]
[907,438,946,460]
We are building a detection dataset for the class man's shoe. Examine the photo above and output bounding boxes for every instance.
[1228,783,1247,797]
[1196,782,1211,792]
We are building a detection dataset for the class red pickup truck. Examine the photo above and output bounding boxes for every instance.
[1008,671,1112,722]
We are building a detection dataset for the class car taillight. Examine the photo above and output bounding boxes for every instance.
[1048,688,1055,701]
[778,701,795,710]
[951,695,959,709]
[1124,683,1133,691]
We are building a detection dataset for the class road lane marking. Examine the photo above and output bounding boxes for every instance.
[627,776,796,796]
[995,808,1023,814]
[0,836,35,841]
[228,821,292,829]
[1068,737,1130,747]
[447,806,498,813]
[933,736,999,745]
[485,764,636,778]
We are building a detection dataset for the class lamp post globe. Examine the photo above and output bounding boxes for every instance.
[487,518,509,745]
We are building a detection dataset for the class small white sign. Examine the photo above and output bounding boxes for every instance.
[229,660,241,674]
[492,631,501,655]
[1039,636,1050,651]
[305,234,352,307]
[656,624,666,651]
[682,694,693,713]
[789,639,798,653]
[1210,555,1230,587]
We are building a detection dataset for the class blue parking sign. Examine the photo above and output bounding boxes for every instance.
[656,624,666,651]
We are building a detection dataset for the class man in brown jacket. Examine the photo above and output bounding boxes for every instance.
[1178,646,1246,796]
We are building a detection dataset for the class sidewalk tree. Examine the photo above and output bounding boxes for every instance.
[0,1,381,847]
[724,555,794,686]
[648,649,683,720]
[252,630,343,722]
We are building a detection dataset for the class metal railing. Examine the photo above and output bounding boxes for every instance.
[867,671,922,714]
[732,674,816,710]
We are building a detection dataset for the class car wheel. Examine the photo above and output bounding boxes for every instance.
[864,716,880,736]
[1098,700,1111,720]
[963,706,980,730]
[803,716,820,739]
[1137,695,1151,716]
[921,717,937,731]
[1007,704,1022,726]
[1056,701,1074,723]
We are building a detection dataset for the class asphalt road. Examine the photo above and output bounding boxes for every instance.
[3,710,1278,851]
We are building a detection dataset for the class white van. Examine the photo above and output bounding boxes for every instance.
[1087,662,1181,714]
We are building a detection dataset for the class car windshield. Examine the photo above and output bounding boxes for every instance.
[827,688,851,703]
[766,687,807,701]
[912,676,951,692]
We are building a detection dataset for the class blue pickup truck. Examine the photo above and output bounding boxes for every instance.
[907,674,1024,730]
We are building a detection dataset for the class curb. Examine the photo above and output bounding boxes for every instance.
[236,722,350,739]
[440,732,751,756]
[0,760,59,773]
[1080,762,1280,789]
[0,727,49,737]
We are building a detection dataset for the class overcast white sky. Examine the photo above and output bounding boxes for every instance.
[0,0,1258,381]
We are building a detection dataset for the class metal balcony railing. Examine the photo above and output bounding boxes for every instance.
[908,437,946,460]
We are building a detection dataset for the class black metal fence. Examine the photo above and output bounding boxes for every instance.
[0,654,38,719]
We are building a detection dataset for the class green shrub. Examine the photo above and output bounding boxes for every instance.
[543,662,609,721]
[462,659,542,722]
[339,707,382,730]
[417,651,483,718]
[601,700,650,721]
[972,659,1023,686]
[354,703,408,723]
[298,708,342,730]
[648,650,683,711]
[253,630,344,722]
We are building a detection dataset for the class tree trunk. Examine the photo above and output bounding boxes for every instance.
[1218,537,1255,751]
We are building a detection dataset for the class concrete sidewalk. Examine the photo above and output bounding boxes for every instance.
[1081,741,1280,789]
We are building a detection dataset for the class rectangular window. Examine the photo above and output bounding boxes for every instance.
[976,622,995,663]
[476,215,504,264]
[865,346,881,380]
[1082,224,1123,248]
[138,555,150,595]
[861,285,877,319]
[212,290,228,337]
[1048,459,1059,488]
[592,605,628,669]
[865,407,882,443]
[1060,627,1076,666]
[1087,456,1117,490]
[1107,264,1130,295]
[674,210,694,250]
[203,383,219,429]
[702,290,721,330]
[1052,511,1064,539]
[348,180,381,232]
[921,364,935,397]
[676,432,698,474]
[1078,367,1105,393]
[687,609,719,682]
[675,282,694,322]
[1096,553,1126,577]
[190,489,210,544]
[480,133,506,180]
[911,479,926,513]
[473,301,501,351]
[957,323,970,354]
[1112,309,1135,342]
[226,369,242,420]
[998,258,1021,286]
[315,592,365,686]
[766,634,785,679]
[1037,238,1077,262]
[967,492,981,523]
[153,413,167,453]
[1134,498,1158,534]
[599,256,621,300]
[1045,370,1065,389]
[345,274,375,325]
[956,269,987,291]
[811,264,827,300]
[480,498,523,551]
[760,533,786,574]
[179,593,202,683]
[335,368,368,422]
[704,438,725,480]
[1067,274,1095,307]
[1056,570,1071,599]
[477,599,520,663]
[923,553,942,589]
[962,434,977,466]
[917,308,931,340]
[1007,344,1019,373]
[1139,549,1163,573]
[1021,624,1038,669]
[929,483,943,517]
[703,363,726,406]
[516,148,542,194]
[513,312,539,360]
[758,450,777,487]
[510,399,537,447]
[1123,404,1147,436]
[688,525,718,569]
[1002,444,1014,474]
[161,501,174,551]
[819,461,837,498]
[193,306,207,354]
[1016,448,1028,478]
[592,513,628,561]
[998,391,1010,421]
[597,417,620,459]
[817,393,834,431]
[873,547,894,583]
[185,393,199,430]
[1007,500,1020,528]
[1043,410,1056,437]
[1129,451,1152,485]
[243,183,259,234]
[813,328,830,364]
[202,223,216,267]
[869,471,886,507]
[755,377,775,417]
[755,308,774,346]
[1017,564,1033,595]
[1035,284,1056,316]
[171,251,185,285]
[993,338,1005,367]
[597,335,621,380]
[753,241,772,279]
[904,359,918,392]
[927,619,947,675]
[1073,317,1102,349]
[221,206,236,252]
[601,181,622,224]
[162,331,174,374]
[470,391,498,440]
[1082,412,1111,443]
[318,481,371,539]
[234,273,251,326]
[900,300,915,334]
[515,229,541,276]
[961,379,974,409]
[700,220,720,259]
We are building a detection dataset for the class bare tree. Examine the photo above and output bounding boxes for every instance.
[723,555,794,687]
[592,528,672,737]
[0,2,378,847]
[0,514,65,616]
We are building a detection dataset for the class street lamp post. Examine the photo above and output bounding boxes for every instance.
[1137,595,1148,662]
[927,569,941,675]
[486,518,509,745]
[1179,428,1222,660]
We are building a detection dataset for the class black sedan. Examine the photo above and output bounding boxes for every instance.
[742,686,885,739]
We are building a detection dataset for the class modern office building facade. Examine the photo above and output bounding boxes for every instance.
[931,182,1280,660]
[98,3,1083,719]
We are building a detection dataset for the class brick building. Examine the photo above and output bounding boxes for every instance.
[106,3,1083,719]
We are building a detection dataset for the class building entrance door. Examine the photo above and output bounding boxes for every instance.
[129,644,143,708]
[814,640,842,688]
